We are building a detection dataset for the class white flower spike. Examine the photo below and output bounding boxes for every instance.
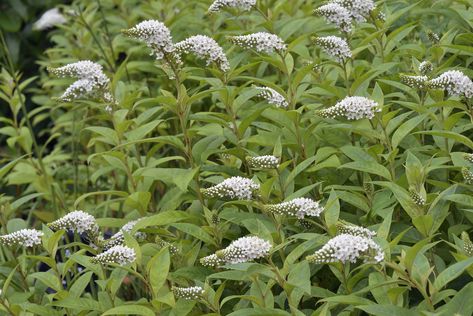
[175,35,230,72]
[306,234,384,264]
[314,36,351,62]
[201,176,260,200]
[209,0,256,13]
[255,86,288,108]
[317,96,379,120]
[0,229,43,248]
[265,198,324,219]
[91,245,136,265]
[229,32,286,54]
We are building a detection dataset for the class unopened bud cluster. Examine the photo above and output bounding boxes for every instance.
[336,222,376,238]
[201,176,259,200]
[155,237,179,254]
[462,232,473,256]
[409,189,426,206]
[462,168,473,184]
[464,153,473,163]
[208,0,256,13]
[400,75,428,89]
[246,155,280,169]
[201,236,271,266]
[265,197,323,219]
[91,245,136,265]
[0,229,43,248]
[172,286,205,300]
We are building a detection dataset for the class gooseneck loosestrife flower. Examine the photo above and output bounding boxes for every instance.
[314,3,352,33]
[332,0,376,22]
[306,234,384,264]
[104,219,147,249]
[264,198,324,219]
[0,229,43,248]
[428,70,473,98]
[91,245,136,265]
[336,222,376,238]
[419,61,433,75]
[401,75,429,89]
[172,286,205,300]
[123,20,178,62]
[174,35,230,72]
[317,96,379,120]
[201,236,271,267]
[48,210,99,236]
[201,176,259,200]
[48,60,113,102]
[314,36,351,62]
[229,32,286,54]
[462,232,473,256]
[208,0,256,13]
[33,8,66,30]
[255,86,288,108]
[246,155,280,169]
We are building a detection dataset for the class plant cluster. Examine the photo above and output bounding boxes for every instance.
[1,0,473,315]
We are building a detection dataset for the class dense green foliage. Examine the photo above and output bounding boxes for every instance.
[2,0,473,315]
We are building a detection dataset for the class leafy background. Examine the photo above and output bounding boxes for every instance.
[1,0,473,315]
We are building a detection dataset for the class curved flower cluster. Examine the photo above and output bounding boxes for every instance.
[400,75,428,89]
[0,229,43,248]
[33,8,66,30]
[464,153,473,163]
[317,96,379,120]
[123,20,176,61]
[201,176,259,200]
[428,31,440,43]
[314,3,352,33]
[200,254,226,267]
[332,0,375,22]
[175,35,229,72]
[419,61,433,75]
[156,237,179,254]
[306,234,384,264]
[265,198,323,219]
[246,155,280,169]
[172,286,205,300]
[48,210,99,236]
[462,232,473,256]
[91,245,136,265]
[229,32,286,54]
[409,189,426,206]
[314,36,351,62]
[462,168,473,184]
[217,236,272,264]
[48,60,113,102]
[336,222,376,238]
[208,0,256,13]
[428,70,473,98]
[104,219,147,250]
[255,86,288,108]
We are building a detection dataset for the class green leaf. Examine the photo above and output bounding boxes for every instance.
[102,305,155,316]
[147,248,170,298]
[434,256,473,291]
[392,115,425,149]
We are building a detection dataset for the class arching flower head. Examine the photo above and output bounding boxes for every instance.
[264,198,323,219]
[255,86,288,108]
[246,155,280,169]
[216,236,271,264]
[208,0,256,13]
[48,210,99,236]
[0,229,43,248]
[314,3,352,33]
[314,36,351,62]
[48,60,113,102]
[201,176,260,200]
[336,222,376,238]
[175,35,229,72]
[172,286,205,300]
[229,32,286,54]
[91,245,136,265]
[428,70,473,98]
[306,234,384,264]
[317,96,379,120]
